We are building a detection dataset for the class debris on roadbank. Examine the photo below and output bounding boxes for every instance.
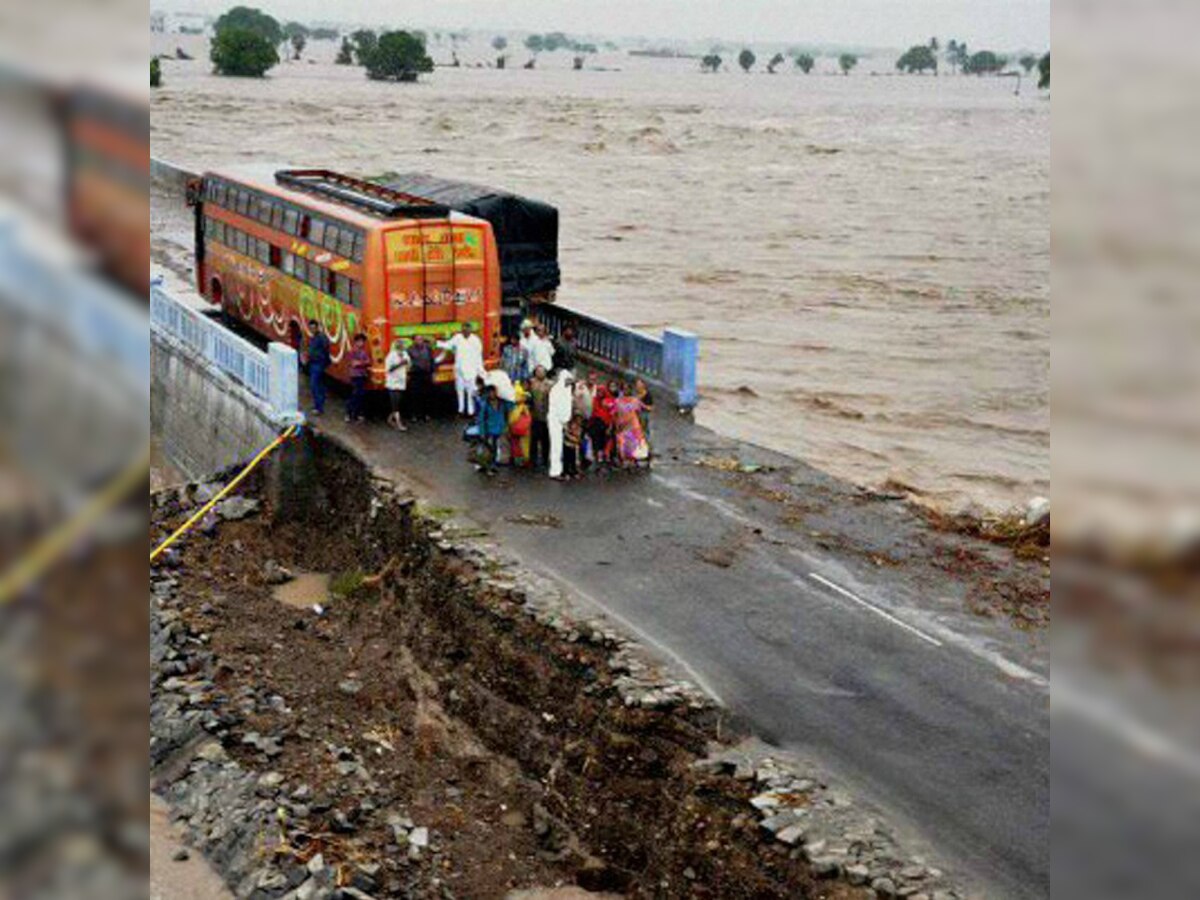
[150,435,968,899]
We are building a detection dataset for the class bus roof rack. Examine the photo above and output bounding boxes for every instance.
[274,169,452,219]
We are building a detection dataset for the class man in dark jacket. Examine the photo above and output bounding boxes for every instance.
[553,325,579,374]
[305,319,332,415]
[406,334,435,420]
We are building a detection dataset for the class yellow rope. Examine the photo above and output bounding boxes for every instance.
[149,424,298,564]
[0,447,151,605]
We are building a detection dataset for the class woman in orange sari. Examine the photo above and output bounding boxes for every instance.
[508,383,532,467]
[613,385,649,466]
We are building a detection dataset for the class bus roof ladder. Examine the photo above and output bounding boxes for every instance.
[274,169,451,219]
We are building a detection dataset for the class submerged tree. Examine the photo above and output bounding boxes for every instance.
[210,27,279,77]
[794,53,815,74]
[363,30,434,82]
[738,48,756,72]
[838,53,858,75]
[1038,53,1050,89]
[492,35,508,52]
[1019,54,1039,74]
[767,52,785,74]
[336,38,353,65]
[700,54,722,73]
[963,50,1007,75]
[350,29,378,65]
[290,32,306,60]
[150,57,162,88]
[896,45,938,74]
[213,6,281,46]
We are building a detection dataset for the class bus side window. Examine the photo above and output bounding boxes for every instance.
[257,239,270,265]
[352,232,364,262]
[282,252,295,276]
[299,214,311,240]
[292,256,305,282]
[283,208,299,236]
[236,190,249,216]
[308,263,324,291]
[334,274,350,303]
[271,204,284,230]
[310,218,325,247]
[260,200,274,226]
[337,229,355,260]
[248,195,260,221]
[324,268,337,296]
[269,244,282,268]
[349,281,361,308]
[324,224,340,253]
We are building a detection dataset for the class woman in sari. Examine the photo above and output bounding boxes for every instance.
[508,383,532,467]
[613,385,650,466]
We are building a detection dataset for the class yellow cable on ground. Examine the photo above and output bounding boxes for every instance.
[149,424,298,564]
[0,447,151,605]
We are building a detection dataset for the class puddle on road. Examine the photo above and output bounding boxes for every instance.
[273,572,330,609]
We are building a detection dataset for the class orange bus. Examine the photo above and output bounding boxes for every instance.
[61,84,150,297]
[187,168,502,387]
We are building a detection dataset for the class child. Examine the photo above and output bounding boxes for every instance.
[563,414,584,479]
[474,385,507,475]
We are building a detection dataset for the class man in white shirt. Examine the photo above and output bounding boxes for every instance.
[436,322,485,417]
[529,324,556,374]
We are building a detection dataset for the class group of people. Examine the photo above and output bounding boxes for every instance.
[301,316,655,481]
[303,318,439,428]
[470,320,654,480]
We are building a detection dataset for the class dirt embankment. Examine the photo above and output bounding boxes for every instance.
[150,438,877,899]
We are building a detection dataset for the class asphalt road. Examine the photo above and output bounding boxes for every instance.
[313,398,1049,900]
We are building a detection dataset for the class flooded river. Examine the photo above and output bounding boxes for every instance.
[151,35,1048,516]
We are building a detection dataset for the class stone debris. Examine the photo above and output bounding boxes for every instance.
[151,470,970,900]
[263,559,294,585]
[214,495,260,521]
[696,740,963,899]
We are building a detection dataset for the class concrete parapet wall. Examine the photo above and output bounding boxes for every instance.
[150,331,282,480]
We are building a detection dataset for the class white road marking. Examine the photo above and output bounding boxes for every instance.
[1054,678,1200,781]
[807,572,944,648]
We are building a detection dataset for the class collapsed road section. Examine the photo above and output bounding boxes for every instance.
[150,434,964,900]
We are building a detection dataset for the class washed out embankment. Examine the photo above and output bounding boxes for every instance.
[150,434,964,899]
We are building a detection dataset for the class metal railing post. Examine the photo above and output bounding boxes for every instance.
[268,342,301,422]
[662,329,698,409]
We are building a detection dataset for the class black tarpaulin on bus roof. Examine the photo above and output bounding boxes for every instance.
[380,173,560,302]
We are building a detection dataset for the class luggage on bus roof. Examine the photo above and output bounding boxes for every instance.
[380,173,560,302]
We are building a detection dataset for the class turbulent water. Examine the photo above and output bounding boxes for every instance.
[151,35,1049,516]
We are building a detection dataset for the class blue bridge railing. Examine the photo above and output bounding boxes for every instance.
[150,276,301,423]
[538,305,698,408]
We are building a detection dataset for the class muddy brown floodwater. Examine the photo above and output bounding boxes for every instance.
[150,35,1048,520]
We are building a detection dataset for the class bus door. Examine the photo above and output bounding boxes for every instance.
[417,221,457,325]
